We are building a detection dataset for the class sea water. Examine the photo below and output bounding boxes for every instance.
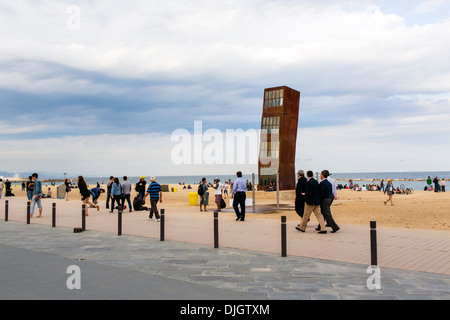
[77,171,449,191]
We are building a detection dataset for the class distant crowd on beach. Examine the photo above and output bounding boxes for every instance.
[337,177,446,193]
[342,179,389,192]
[425,176,446,192]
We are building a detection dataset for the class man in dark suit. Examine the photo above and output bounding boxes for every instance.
[296,171,327,233]
[295,170,307,218]
[318,170,340,233]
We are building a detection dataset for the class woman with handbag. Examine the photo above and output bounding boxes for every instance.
[109,177,123,213]
[384,179,395,206]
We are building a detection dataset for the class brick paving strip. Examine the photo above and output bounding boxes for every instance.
[0,220,449,300]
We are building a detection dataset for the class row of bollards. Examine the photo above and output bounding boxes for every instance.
[212,212,288,257]
[4,200,57,227]
[210,214,378,262]
[2,201,378,263]
[116,206,166,241]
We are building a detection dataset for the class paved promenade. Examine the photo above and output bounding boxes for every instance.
[0,198,449,300]
[1,197,449,275]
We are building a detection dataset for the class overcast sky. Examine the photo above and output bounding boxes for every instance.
[0,0,449,177]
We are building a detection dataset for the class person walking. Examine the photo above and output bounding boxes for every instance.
[78,176,99,216]
[21,182,25,191]
[144,177,162,222]
[135,176,147,200]
[441,179,446,192]
[30,173,43,218]
[380,179,385,192]
[231,171,247,221]
[295,170,307,218]
[109,177,123,213]
[198,178,209,212]
[212,178,224,212]
[121,176,133,212]
[384,179,395,206]
[0,179,4,199]
[295,171,327,234]
[64,179,71,201]
[325,170,338,226]
[318,171,340,233]
[326,172,337,202]
[105,176,114,210]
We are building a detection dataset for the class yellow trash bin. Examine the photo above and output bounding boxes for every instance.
[173,187,177,192]
[189,192,198,206]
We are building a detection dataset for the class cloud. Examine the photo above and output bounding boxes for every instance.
[1,0,450,173]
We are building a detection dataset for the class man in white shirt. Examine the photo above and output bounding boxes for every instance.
[324,170,338,229]
[327,173,337,200]
[213,178,224,212]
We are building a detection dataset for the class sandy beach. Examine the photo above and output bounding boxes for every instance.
[4,183,449,231]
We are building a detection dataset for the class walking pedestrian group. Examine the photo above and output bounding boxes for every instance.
[295,170,340,234]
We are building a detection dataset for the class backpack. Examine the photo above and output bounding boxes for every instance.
[198,183,204,196]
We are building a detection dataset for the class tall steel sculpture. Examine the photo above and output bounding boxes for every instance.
[258,86,300,191]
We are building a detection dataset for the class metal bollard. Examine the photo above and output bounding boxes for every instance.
[160,209,165,241]
[5,200,8,222]
[82,204,86,231]
[118,206,123,236]
[27,201,31,224]
[281,216,287,257]
[52,203,56,228]
[214,210,219,249]
[370,221,378,266]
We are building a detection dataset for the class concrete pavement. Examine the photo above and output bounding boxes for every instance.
[0,220,449,300]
